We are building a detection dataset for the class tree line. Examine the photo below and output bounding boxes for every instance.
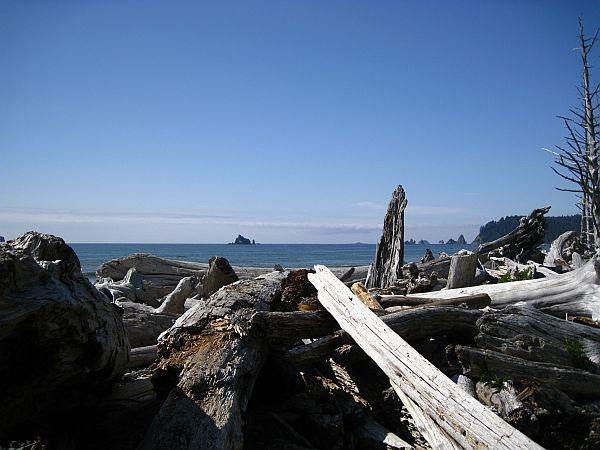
[474,215,581,244]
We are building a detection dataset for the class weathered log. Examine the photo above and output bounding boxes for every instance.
[140,271,287,450]
[0,232,129,438]
[351,282,386,314]
[120,301,178,348]
[129,345,158,369]
[476,206,550,262]
[544,230,578,267]
[308,265,542,450]
[410,257,600,320]
[378,293,490,309]
[473,305,600,369]
[414,256,451,278]
[475,380,534,428]
[455,374,476,398]
[254,306,481,351]
[446,254,477,289]
[455,345,600,400]
[390,379,460,450]
[356,415,414,449]
[200,256,239,298]
[339,267,355,282]
[155,276,196,315]
[365,185,407,288]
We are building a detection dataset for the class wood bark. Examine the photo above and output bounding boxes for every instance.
[446,254,478,289]
[455,345,600,400]
[409,256,600,320]
[365,185,407,288]
[0,232,129,438]
[308,265,542,450]
[473,305,600,368]
[140,271,287,450]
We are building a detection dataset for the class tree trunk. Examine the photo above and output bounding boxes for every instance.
[446,254,478,289]
[544,230,578,267]
[139,272,287,450]
[365,185,407,288]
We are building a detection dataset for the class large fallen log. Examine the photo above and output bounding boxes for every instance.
[365,185,407,288]
[0,232,129,439]
[473,305,600,368]
[139,271,287,450]
[410,257,600,320]
[308,265,542,449]
[455,345,600,400]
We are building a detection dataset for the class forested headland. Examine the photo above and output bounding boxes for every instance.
[473,214,580,244]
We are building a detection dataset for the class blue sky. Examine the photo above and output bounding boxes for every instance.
[1,0,600,243]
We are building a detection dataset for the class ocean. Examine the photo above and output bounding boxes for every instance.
[70,243,476,279]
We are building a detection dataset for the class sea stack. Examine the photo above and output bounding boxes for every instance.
[0,236,4,242]
[231,234,253,245]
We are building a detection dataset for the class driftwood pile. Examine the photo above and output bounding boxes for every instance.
[2,184,600,450]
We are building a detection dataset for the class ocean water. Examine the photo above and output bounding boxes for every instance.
[70,243,475,278]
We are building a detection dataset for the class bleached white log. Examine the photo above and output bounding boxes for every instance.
[447,254,477,289]
[155,276,196,314]
[308,265,543,450]
[410,257,600,320]
[390,380,460,450]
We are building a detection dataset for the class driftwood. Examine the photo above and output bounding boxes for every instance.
[120,301,178,348]
[446,253,477,289]
[200,256,239,298]
[155,276,196,314]
[378,293,490,309]
[473,305,600,368]
[351,282,386,314]
[410,257,600,320]
[0,232,129,439]
[129,345,158,369]
[475,381,533,427]
[455,345,600,400]
[308,265,542,449]
[140,271,287,450]
[544,230,578,267]
[476,206,550,262]
[365,185,407,288]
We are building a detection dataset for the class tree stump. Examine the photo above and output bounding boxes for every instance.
[365,185,407,289]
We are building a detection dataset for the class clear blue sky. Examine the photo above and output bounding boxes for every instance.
[1,0,600,243]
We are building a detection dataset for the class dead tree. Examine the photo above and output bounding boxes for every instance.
[547,19,600,250]
[365,185,407,288]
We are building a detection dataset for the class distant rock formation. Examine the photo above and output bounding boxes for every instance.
[446,238,457,244]
[0,235,4,242]
[404,238,416,245]
[230,234,254,245]
[438,240,444,244]
[457,234,467,245]
[418,239,430,245]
